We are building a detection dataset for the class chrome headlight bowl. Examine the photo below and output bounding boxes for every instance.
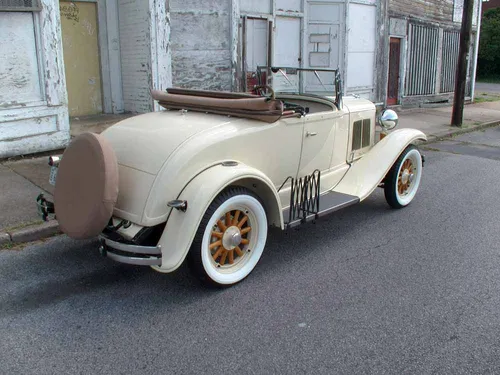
[379,109,399,130]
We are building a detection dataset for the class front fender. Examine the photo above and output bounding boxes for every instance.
[152,163,283,273]
[333,128,426,200]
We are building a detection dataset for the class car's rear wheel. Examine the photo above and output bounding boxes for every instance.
[188,187,267,287]
[384,145,423,209]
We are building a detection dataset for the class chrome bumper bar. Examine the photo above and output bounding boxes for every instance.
[98,235,162,266]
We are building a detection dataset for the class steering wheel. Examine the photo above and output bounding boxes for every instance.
[252,85,275,100]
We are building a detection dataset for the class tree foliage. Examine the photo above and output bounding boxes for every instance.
[478,8,500,77]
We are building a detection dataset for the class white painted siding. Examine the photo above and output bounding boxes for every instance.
[346,2,376,99]
[170,0,232,91]
[0,13,42,105]
[245,18,268,71]
[305,1,343,93]
[0,0,70,158]
[118,0,152,113]
[240,0,271,14]
[274,16,301,66]
[276,0,301,12]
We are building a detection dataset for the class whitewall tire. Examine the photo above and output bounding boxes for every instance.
[384,145,423,209]
[188,187,268,287]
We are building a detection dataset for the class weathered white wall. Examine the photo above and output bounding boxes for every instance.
[0,1,69,158]
[97,0,124,114]
[149,0,172,111]
[0,13,42,105]
[170,0,232,91]
[240,0,271,13]
[118,0,152,112]
[346,2,377,99]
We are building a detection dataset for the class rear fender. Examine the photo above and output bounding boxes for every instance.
[153,163,282,273]
[333,128,426,200]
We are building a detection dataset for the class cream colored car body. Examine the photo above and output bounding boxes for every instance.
[101,94,426,272]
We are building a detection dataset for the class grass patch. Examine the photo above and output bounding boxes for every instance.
[2,219,44,233]
[474,95,500,103]
[1,242,14,250]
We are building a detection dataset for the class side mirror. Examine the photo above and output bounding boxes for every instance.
[379,109,399,130]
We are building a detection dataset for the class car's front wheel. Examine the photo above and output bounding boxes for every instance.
[384,145,423,209]
[188,187,268,287]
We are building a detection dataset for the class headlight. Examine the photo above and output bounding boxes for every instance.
[379,109,399,130]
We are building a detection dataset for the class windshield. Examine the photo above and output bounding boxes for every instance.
[256,66,343,109]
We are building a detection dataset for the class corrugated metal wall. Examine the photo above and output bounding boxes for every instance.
[440,31,459,93]
[405,24,439,96]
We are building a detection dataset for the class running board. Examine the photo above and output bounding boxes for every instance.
[283,191,360,229]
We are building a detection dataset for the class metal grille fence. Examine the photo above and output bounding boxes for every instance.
[405,24,440,96]
[0,0,41,11]
[440,31,460,93]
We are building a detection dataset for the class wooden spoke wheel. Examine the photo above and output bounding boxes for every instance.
[384,145,423,209]
[209,209,252,267]
[397,159,414,196]
[188,187,267,287]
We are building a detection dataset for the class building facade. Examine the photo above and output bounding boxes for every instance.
[0,0,482,157]
[169,0,381,100]
[1,1,69,158]
[379,0,482,107]
[0,0,170,158]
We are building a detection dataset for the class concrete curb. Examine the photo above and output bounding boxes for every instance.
[1,220,60,247]
[420,120,500,145]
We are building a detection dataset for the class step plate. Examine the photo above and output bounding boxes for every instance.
[284,191,360,228]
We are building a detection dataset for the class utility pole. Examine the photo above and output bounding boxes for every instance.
[451,0,476,127]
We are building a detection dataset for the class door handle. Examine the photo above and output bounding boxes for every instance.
[306,131,317,137]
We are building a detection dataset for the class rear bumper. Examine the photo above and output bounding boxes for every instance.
[98,234,162,266]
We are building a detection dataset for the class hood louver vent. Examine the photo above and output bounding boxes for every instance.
[352,119,371,151]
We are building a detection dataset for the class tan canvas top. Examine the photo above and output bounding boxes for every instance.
[151,88,291,123]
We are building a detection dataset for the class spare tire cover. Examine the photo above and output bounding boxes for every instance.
[55,133,119,239]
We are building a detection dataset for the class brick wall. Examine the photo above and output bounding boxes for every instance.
[170,0,232,91]
[482,0,500,14]
[118,0,152,113]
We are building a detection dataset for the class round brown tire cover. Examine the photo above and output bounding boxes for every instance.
[54,133,119,239]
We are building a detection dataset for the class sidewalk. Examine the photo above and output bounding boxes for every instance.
[1,100,499,247]
[397,100,500,141]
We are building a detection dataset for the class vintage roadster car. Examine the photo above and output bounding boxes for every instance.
[37,67,426,286]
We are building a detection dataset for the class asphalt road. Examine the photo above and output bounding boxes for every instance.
[475,82,500,94]
[2,127,500,374]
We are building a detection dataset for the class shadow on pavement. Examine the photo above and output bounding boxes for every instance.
[0,191,399,318]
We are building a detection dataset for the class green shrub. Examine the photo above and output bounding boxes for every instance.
[477,8,500,78]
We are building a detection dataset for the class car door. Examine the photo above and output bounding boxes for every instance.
[298,110,349,191]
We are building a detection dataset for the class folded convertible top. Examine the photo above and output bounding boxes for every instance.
[151,88,287,123]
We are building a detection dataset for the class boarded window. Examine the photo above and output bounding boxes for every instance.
[0,0,41,11]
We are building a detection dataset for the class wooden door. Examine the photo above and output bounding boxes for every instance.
[242,17,270,92]
[60,1,103,116]
[387,37,401,105]
[305,1,343,94]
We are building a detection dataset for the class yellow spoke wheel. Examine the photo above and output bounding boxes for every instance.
[384,145,423,209]
[209,209,252,267]
[188,188,268,287]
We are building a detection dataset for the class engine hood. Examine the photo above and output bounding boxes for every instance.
[101,111,243,175]
[342,96,375,112]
